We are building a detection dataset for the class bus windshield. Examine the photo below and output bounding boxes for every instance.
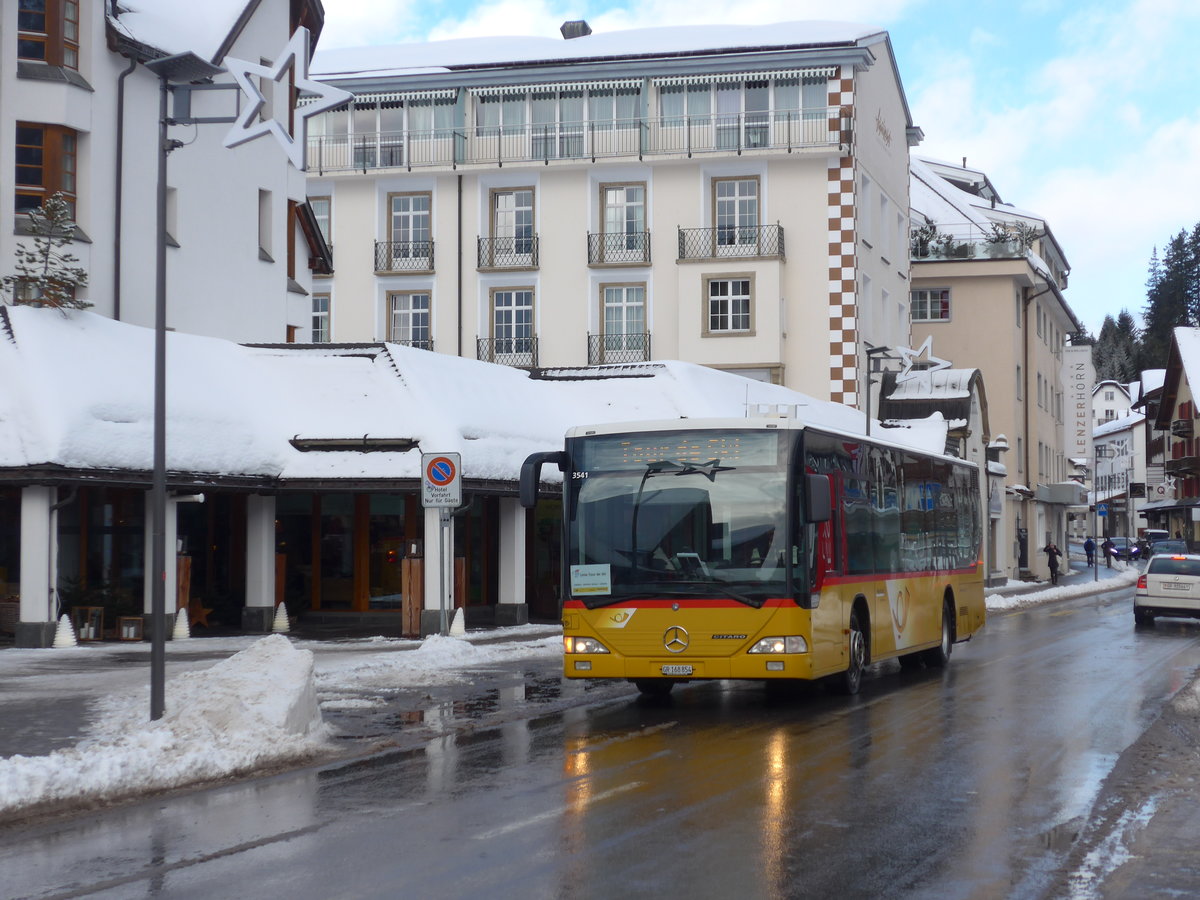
[566,430,792,607]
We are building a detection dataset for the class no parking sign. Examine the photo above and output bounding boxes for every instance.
[422,453,461,508]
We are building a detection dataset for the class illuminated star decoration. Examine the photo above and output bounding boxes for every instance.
[223,27,352,171]
[894,335,952,385]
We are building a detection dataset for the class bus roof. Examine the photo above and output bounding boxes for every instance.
[564,417,978,469]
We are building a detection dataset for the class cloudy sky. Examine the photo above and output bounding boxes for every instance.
[314,0,1200,336]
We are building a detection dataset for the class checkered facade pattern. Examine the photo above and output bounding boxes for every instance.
[826,72,857,406]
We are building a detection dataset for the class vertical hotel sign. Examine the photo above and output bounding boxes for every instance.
[1063,344,1095,466]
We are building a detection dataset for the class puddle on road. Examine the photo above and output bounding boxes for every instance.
[1040,817,1083,851]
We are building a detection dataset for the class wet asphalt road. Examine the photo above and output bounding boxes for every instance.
[4,583,1200,900]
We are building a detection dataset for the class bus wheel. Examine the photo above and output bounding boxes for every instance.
[922,599,954,668]
[635,680,675,697]
[830,610,866,695]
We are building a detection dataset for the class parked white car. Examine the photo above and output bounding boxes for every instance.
[1134,553,1200,625]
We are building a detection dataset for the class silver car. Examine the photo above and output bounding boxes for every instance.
[1134,553,1200,625]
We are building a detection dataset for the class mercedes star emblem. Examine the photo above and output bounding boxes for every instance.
[663,626,689,653]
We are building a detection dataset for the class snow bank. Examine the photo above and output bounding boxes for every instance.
[0,635,327,815]
[985,569,1139,611]
[314,633,562,695]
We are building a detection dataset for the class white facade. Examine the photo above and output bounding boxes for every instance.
[306,21,919,405]
[1094,414,1147,539]
[1092,380,1133,426]
[1,0,326,342]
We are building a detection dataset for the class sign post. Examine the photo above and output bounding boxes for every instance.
[422,453,462,635]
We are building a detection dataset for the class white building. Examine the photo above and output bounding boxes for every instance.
[1,0,331,341]
[304,20,920,404]
[1092,379,1133,426]
[1093,413,1147,540]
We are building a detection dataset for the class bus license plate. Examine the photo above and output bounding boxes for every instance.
[661,665,693,676]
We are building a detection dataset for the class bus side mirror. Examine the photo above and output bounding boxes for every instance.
[805,474,831,523]
[519,451,569,508]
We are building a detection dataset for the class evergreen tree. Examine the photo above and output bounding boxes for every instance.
[1093,312,1140,383]
[1140,231,1192,368]
[1,193,90,312]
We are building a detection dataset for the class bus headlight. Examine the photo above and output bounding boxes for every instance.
[747,636,808,654]
[564,636,610,654]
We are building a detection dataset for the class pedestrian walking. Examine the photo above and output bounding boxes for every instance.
[1083,536,1095,567]
[1101,537,1115,568]
[1044,542,1062,585]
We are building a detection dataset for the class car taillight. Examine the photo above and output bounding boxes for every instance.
[1137,574,1147,589]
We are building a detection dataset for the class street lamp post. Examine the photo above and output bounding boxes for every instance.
[143,52,226,721]
[138,36,349,722]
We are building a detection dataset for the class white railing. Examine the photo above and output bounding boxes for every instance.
[307,107,849,173]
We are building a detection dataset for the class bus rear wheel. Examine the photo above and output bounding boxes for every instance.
[634,680,675,697]
[922,599,954,668]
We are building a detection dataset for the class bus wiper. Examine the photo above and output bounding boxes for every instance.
[660,581,765,609]
[645,459,734,482]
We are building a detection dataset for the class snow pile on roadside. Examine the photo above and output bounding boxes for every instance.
[985,570,1139,611]
[314,632,562,696]
[1172,678,1200,717]
[0,635,328,815]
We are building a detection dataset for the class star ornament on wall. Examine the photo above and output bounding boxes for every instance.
[223,27,351,171]
[894,335,952,385]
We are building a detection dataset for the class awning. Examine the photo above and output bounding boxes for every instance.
[652,67,837,86]
[298,88,456,107]
[469,79,640,97]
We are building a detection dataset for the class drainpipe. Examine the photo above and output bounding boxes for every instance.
[457,173,463,357]
[113,56,139,321]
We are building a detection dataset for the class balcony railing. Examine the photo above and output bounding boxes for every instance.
[375,240,433,272]
[478,235,539,269]
[588,332,651,365]
[587,231,650,265]
[477,335,538,368]
[306,107,850,173]
[1171,419,1194,437]
[678,224,785,260]
[388,338,434,351]
[911,222,1043,262]
[1165,456,1200,476]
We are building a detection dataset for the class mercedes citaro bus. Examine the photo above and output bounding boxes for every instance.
[521,417,985,696]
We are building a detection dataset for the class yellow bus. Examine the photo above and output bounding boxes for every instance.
[520,417,985,696]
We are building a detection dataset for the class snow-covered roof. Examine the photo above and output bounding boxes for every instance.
[1093,412,1145,438]
[911,155,1047,230]
[884,367,974,401]
[1,308,888,485]
[1140,369,1166,395]
[1173,328,1200,398]
[311,21,883,79]
[106,0,252,62]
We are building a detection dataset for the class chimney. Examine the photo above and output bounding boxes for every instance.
[560,20,592,39]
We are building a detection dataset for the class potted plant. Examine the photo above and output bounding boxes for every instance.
[910,222,938,258]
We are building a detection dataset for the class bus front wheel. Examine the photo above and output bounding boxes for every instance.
[830,609,866,695]
[922,599,954,668]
